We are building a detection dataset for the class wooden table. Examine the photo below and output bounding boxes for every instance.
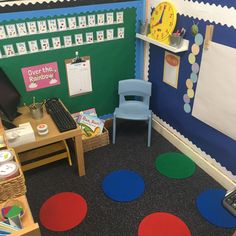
[12,106,85,176]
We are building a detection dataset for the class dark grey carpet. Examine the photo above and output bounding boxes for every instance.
[24,121,235,236]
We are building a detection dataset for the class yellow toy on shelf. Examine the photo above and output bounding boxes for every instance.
[148,1,177,45]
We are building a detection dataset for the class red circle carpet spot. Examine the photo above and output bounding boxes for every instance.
[138,212,191,236]
[39,192,87,232]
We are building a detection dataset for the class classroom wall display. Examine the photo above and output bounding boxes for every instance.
[0,7,136,118]
[148,10,236,177]
[21,62,60,91]
[0,11,126,59]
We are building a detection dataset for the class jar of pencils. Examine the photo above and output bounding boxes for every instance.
[25,97,44,120]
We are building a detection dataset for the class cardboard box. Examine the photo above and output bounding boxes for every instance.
[5,122,36,148]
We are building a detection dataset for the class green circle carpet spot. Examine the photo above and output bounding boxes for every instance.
[155,152,196,179]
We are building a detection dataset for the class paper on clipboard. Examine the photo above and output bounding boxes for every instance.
[65,56,92,96]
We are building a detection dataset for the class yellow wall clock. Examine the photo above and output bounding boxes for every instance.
[148,1,177,45]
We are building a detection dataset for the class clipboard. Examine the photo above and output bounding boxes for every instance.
[65,56,92,96]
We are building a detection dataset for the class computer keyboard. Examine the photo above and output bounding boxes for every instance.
[222,188,236,217]
[45,98,77,132]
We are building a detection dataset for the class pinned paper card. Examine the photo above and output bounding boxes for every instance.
[22,62,60,91]
[117,27,124,38]
[192,42,236,140]
[57,18,67,31]
[106,29,114,40]
[64,36,72,47]
[27,21,37,34]
[78,16,86,28]
[0,26,6,39]
[5,24,17,38]
[16,42,27,55]
[37,20,47,33]
[47,19,57,32]
[97,14,105,25]
[106,12,114,24]
[86,32,93,43]
[40,39,50,51]
[4,45,15,57]
[116,12,124,23]
[16,23,27,36]
[52,37,61,49]
[96,31,104,42]
[67,17,77,29]
[65,56,92,96]
[88,15,95,27]
[163,51,180,88]
[28,40,38,53]
[188,53,196,64]
[75,34,83,45]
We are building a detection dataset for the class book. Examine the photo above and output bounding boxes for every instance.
[72,108,104,140]
[72,108,97,122]
[77,114,104,140]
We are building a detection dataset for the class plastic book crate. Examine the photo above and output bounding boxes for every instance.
[0,149,26,203]
[82,127,109,152]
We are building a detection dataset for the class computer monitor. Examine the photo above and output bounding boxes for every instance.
[0,68,21,127]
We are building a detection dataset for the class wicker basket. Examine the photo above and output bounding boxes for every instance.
[82,127,110,152]
[0,149,26,203]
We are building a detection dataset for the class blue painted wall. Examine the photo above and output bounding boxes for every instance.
[149,14,236,175]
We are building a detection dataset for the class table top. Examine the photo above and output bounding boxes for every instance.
[13,106,82,153]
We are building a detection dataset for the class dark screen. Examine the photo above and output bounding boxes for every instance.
[0,68,21,121]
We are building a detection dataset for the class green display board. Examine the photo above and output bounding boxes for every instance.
[0,8,136,116]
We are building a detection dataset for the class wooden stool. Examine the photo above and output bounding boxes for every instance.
[17,140,72,171]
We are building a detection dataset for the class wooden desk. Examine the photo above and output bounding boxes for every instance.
[12,106,85,176]
[0,195,41,236]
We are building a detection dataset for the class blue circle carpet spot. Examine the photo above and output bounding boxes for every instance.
[196,189,236,228]
[102,169,145,202]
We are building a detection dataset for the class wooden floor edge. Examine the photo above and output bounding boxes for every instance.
[152,118,236,190]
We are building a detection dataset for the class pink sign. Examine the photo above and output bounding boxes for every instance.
[22,62,60,91]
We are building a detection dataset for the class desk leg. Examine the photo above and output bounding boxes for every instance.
[74,135,85,176]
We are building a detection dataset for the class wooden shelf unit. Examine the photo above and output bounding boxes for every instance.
[136,33,189,53]
[0,120,41,236]
[0,195,41,236]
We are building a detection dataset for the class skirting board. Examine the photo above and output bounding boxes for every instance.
[152,116,236,190]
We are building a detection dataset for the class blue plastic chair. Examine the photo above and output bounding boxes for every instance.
[112,79,152,147]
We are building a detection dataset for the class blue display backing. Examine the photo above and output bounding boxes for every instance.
[186,0,236,8]
[149,14,236,175]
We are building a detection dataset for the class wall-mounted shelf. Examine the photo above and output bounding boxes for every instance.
[136,33,189,53]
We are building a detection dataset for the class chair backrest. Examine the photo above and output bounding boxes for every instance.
[118,79,152,107]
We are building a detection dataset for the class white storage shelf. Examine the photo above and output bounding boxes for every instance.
[136,33,189,53]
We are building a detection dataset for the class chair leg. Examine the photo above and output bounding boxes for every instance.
[112,115,116,144]
[147,115,152,147]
